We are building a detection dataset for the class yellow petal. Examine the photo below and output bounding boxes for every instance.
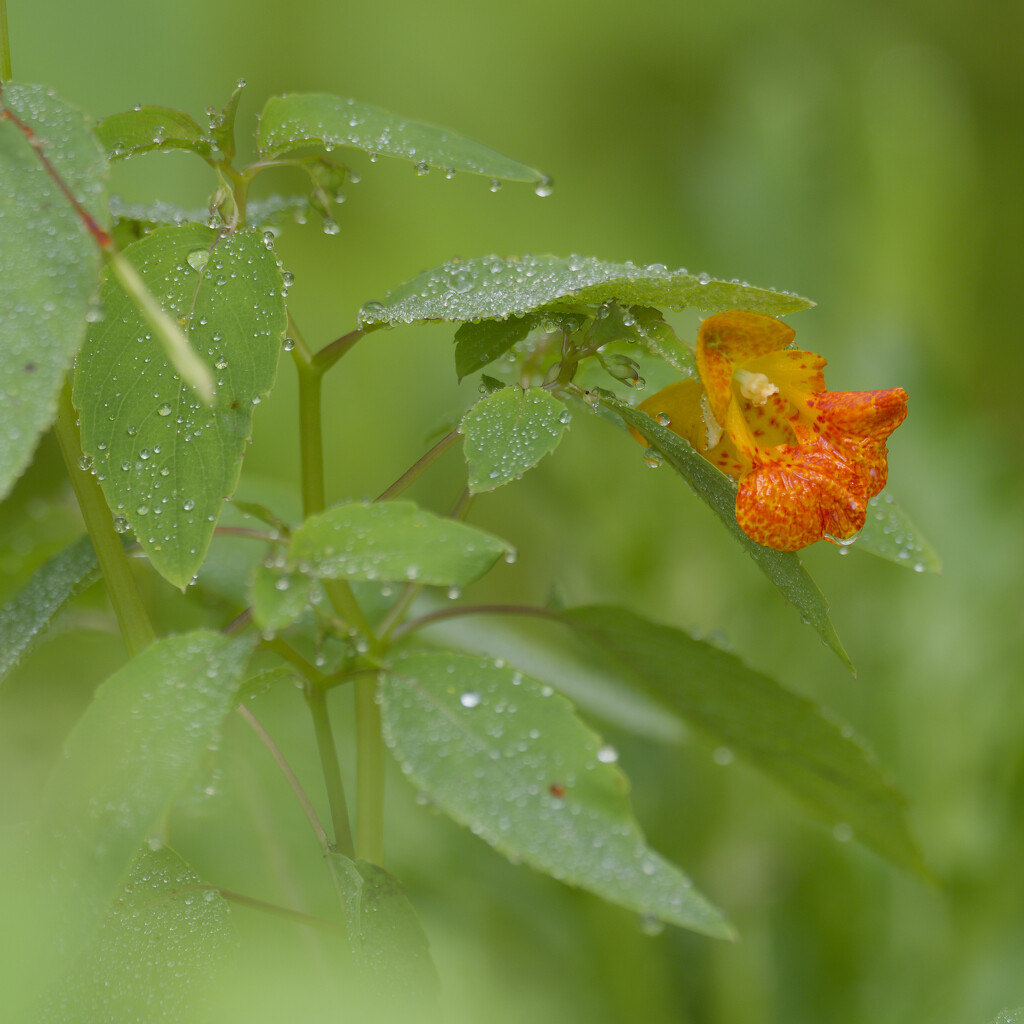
[697,311,796,427]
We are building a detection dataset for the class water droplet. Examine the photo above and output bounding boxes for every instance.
[182,499,195,511]
[187,249,209,272]
[322,218,341,235]
[274,576,291,591]
[157,403,173,417]
[712,746,735,766]
[558,409,572,425]
[282,336,296,351]
[488,178,503,193]
[643,450,663,469]
[639,913,665,936]
[77,454,93,472]
[414,160,430,176]
[833,822,853,842]
[534,175,554,197]
[447,585,462,600]
[262,229,276,249]
[112,515,129,534]
[136,504,150,516]
[596,744,618,764]
[126,424,138,437]
[655,412,671,426]
[460,691,482,709]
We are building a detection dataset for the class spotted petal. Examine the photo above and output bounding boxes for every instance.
[736,441,873,551]
[696,311,796,427]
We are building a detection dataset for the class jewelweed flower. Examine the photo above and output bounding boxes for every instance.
[632,310,908,551]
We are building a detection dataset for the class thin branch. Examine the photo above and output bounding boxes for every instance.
[212,886,345,934]
[222,606,253,636]
[312,327,366,374]
[236,703,330,854]
[376,428,462,502]
[389,602,557,642]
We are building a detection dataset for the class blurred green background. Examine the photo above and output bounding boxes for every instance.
[2,0,1022,1021]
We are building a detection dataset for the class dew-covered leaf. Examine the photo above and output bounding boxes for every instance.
[36,631,252,963]
[854,492,940,573]
[249,559,314,632]
[381,649,732,938]
[109,195,318,247]
[0,83,107,501]
[288,501,512,587]
[93,106,212,161]
[237,664,301,704]
[40,845,233,1023]
[989,1010,1024,1024]
[610,398,851,669]
[559,606,927,875]
[258,93,547,186]
[328,854,440,1017]
[74,224,287,589]
[461,386,570,493]
[358,254,813,327]
[107,197,207,247]
[454,314,538,379]
[0,534,98,686]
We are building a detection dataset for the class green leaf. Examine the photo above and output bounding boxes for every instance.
[609,398,851,669]
[40,845,233,1023]
[0,534,99,686]
[854,492,940,573]
[328,854,440,1016]
[358,254,814,327]
[36,631,251,970]
[289,500,512,587]
[0,83,107,501]
[989,1011,1024,1024]
[74,224,287,588]
[381,649,733,938]
[558,606,927,875]
[461,386,570,493]
[249,558,314,633]
[257,93,548,186]
[454,314,537,379]
[93,106,212,161]
[238,664,301,703]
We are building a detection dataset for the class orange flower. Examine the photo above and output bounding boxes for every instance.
[633,310,908,551]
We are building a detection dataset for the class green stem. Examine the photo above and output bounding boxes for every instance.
[261,635,329,686]
[324,579,377,641]
[54,381,155,656]
[354,675,385,864]
[294,353,327,517]
[306,686,355,857]
[376,428,462,502]
[0,0,11,82]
